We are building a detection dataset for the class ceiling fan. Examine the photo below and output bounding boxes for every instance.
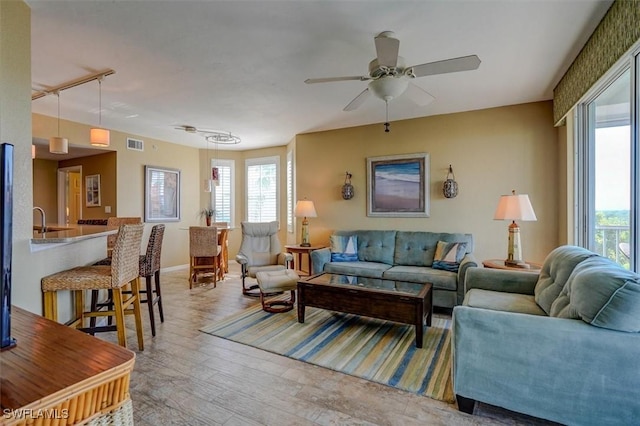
[174,125,241,144]
[305,31,481,114]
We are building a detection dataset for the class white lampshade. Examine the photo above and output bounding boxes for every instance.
[90,128,110,147]
[295,200,317,218]
[494,192,537,222]
[49,136,68,154]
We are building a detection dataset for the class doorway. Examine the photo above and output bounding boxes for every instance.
[57,166,82,225]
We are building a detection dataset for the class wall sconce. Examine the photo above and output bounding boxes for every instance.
[443,165,458,198]
[341,172,354,200]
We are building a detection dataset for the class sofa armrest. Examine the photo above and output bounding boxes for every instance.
[278,252,294,268]
[452,306,640,425]
[456,254,479,305]
[310,247,331,274]
[464,267,538,295]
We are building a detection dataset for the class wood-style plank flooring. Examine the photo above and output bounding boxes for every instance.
[100,263,557,425]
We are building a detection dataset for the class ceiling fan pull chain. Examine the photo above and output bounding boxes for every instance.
[384,100,390,133]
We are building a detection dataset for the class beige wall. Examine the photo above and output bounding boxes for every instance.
[295,101,559,264]
[32,158,59,222]
[60,151,117,219]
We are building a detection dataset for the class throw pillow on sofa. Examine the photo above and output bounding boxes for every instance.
[330,235,358,262]
[432,240,466,272]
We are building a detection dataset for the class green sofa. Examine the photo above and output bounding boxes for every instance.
[310,230,477,308]
[453,245,640,425]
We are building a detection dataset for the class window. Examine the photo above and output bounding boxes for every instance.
[286,151,293,233]
[209,159,234,226]
[246,156,279,222]
[577,55,637,270]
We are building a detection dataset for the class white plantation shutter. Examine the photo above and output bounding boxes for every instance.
[287,151,293,233]
[211,159,234,225]
[246,156,279,222]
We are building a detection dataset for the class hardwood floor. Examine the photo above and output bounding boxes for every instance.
[101,263,558,425]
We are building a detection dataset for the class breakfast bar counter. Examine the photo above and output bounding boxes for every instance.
[0,307,135,425]
[31,224,117,245]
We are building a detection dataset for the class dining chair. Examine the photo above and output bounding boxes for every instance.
[236,221,293,296]
[211,222,229,271]
[215,228,229,281]
[41,223,145,350]
[189,226,221,288]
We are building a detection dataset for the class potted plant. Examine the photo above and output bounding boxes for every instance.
[199,208,215,226]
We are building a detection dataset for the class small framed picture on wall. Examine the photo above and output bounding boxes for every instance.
[85,174,101,207]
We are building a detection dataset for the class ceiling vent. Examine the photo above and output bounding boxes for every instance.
[126,137,144,151]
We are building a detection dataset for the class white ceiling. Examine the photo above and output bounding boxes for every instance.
[27,0,612,152]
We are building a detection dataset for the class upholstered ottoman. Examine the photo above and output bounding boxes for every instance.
[256,269,299,313]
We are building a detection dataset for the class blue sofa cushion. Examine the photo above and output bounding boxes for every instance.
[535,245,598,315]
[463,289,547,316]
[383,265,457,290]
[432,240,467,272]
[324,261,391,278]
[551,256,640,332]
[330,235,358,262]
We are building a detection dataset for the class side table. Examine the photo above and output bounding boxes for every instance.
[285,244,326,276]
[483,259,542,272]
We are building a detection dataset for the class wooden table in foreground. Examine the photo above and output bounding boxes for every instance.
[0,307,135,425]
[297,273,432,348]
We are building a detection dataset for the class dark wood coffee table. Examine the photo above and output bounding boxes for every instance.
[297,273,432,348]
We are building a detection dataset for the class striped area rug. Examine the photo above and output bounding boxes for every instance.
[200,304,454,402]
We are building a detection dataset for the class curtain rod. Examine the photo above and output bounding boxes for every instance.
[31,69,115,101]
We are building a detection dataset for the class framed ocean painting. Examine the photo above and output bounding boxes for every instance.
[367,153,430,217]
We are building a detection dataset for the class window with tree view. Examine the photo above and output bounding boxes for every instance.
[246,156,279,222]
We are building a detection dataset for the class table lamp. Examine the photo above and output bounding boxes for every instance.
[295,199,317,247]
[493,190,537,268]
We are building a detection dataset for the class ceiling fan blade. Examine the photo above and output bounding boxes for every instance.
[374,32,400,68]
[409,55,481,78]
[305,76,369,84]
[405,83,435,106]
[343,88,371,111]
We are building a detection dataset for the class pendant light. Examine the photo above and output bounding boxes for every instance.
[211,138,220,187]
[49,92,69,154]
[90,77,110,147]
[203,138,213,192]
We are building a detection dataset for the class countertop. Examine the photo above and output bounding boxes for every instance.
[31,223,118,244]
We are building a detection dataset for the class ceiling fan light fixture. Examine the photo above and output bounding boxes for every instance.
[368,76,409,102]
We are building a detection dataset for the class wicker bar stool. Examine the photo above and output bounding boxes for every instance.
[90,224,166,336]
[41,223,145,350]
[189,226,221,289]
[139,224,165,336]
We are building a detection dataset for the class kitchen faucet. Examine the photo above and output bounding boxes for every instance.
[33,206,46,231]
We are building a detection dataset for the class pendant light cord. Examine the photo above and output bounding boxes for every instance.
[98,78,103,127]
[56,92,61,136]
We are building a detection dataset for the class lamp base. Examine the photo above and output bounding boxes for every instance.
[504,259,531,269]
[300,242,311,247]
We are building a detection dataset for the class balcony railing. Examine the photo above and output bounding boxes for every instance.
[594,225,630,266]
